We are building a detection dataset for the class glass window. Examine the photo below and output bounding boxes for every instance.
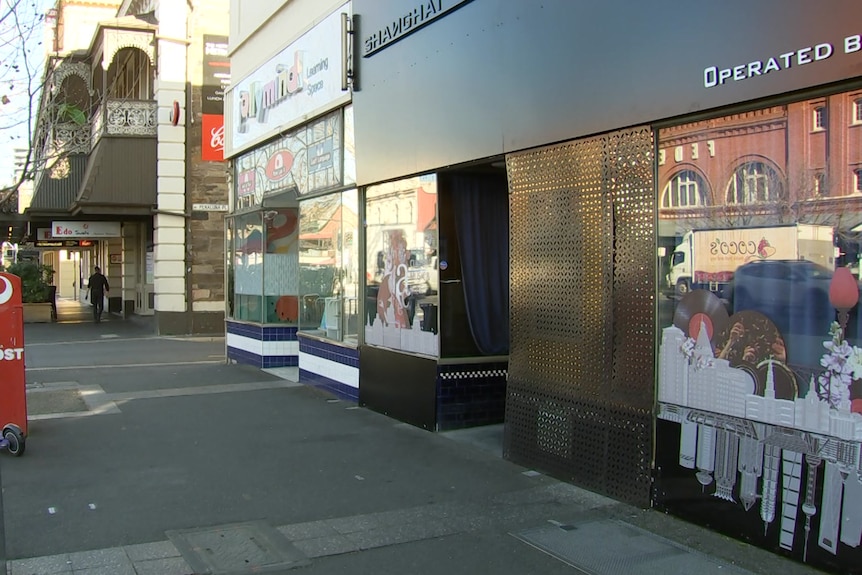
[226,218,235,317]
[813,106,826,130]
[725,161,783,204]
[232,212,263,322]
[263,208,299,324]
[656,89,862,551]
[662,170,709,208]
[365,175,439,357]
[657,88,862,458]
[298,190,359,344]
[855,98,862,124]
[814,172,826,197]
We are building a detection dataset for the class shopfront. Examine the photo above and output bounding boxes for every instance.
[224,4,357,398]
[350,0,862,570]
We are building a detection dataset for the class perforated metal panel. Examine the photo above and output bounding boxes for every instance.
[504,127,655,507]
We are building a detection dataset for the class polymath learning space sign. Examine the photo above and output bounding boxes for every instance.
[226,3,348,156]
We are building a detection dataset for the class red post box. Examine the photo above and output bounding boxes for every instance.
[0,272,27,455]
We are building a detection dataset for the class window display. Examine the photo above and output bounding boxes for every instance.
[365,175,438,356]
[263,208,299,323]
[298,190,359,343]
[654,86,862,569]
[232,212,263,322]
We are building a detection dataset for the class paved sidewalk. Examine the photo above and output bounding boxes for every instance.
[1,320,832,575]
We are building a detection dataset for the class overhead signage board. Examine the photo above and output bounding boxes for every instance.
[51,221,121,238]
[225,3,349,157]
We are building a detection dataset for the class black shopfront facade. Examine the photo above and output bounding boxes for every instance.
[350,0,862,571]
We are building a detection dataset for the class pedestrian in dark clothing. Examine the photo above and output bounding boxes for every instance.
[86,266,110,323]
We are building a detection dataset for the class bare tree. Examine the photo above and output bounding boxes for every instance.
[0,0,47,208]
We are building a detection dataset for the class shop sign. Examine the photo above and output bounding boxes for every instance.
[237,170,256,197]
[202,35,230,162]
[703,33,862,89]
[228,4,348,156]
[362,0,473,57]
[51,221,121,238]
[265,150,295,181]
[37,228,94,247]
[35,240,94,248]
[202,35,230,115]
[202,114,225,161]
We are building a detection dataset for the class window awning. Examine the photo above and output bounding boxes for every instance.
[72,137,157,216]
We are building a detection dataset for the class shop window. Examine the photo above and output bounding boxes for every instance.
[226,219,234,317]
[365,175,439,356]
[228,205,300,324]
[656,87,862,564]
[263,208,299,324]
[725,161,783,204]
[231,212,263,322]
[812,105,826,130]
[661,170,709,208]
[298,190,359,343]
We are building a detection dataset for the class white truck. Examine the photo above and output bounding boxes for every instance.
[667,224,835,297]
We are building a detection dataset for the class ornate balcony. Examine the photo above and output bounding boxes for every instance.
[91,99,157,150]
[33,121,92,191]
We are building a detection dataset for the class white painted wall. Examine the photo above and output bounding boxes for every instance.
[228,0,346,85]
[57,3,122,54]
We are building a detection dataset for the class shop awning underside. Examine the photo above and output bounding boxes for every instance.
[72,137,157,216]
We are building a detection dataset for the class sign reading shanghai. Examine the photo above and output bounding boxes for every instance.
[227,3,348,156]
[362,0,474,57]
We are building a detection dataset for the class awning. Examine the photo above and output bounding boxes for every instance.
[72,137,157,216]
[27,154,88,214]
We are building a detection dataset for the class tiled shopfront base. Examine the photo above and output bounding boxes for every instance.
[226,321,298,368]
[298,336,359,402]
[437,362,508,431]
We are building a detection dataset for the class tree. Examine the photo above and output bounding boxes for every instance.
[0,0,92,212]
[0,0,47,208]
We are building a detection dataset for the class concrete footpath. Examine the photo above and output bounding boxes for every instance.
[0,313,832,575]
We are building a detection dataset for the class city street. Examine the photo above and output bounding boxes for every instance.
[0,314,829,574]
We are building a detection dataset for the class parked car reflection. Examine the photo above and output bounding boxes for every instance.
[731,259,834,366]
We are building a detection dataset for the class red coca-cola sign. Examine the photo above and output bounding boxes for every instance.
[201,113,225,162]
[265,150,294,181]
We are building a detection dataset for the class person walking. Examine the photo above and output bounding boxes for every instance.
[85,266,110,323]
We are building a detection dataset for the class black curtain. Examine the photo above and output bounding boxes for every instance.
[450,173,510,355]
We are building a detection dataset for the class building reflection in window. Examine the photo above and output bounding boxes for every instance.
[298,190,359,343]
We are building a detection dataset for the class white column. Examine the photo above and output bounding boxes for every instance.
[154,0,189,313]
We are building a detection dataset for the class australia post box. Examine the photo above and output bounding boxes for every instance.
[0,272,27,455]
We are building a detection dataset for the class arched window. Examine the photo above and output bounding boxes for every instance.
[726,161,783,204]
[661,170,709,208]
